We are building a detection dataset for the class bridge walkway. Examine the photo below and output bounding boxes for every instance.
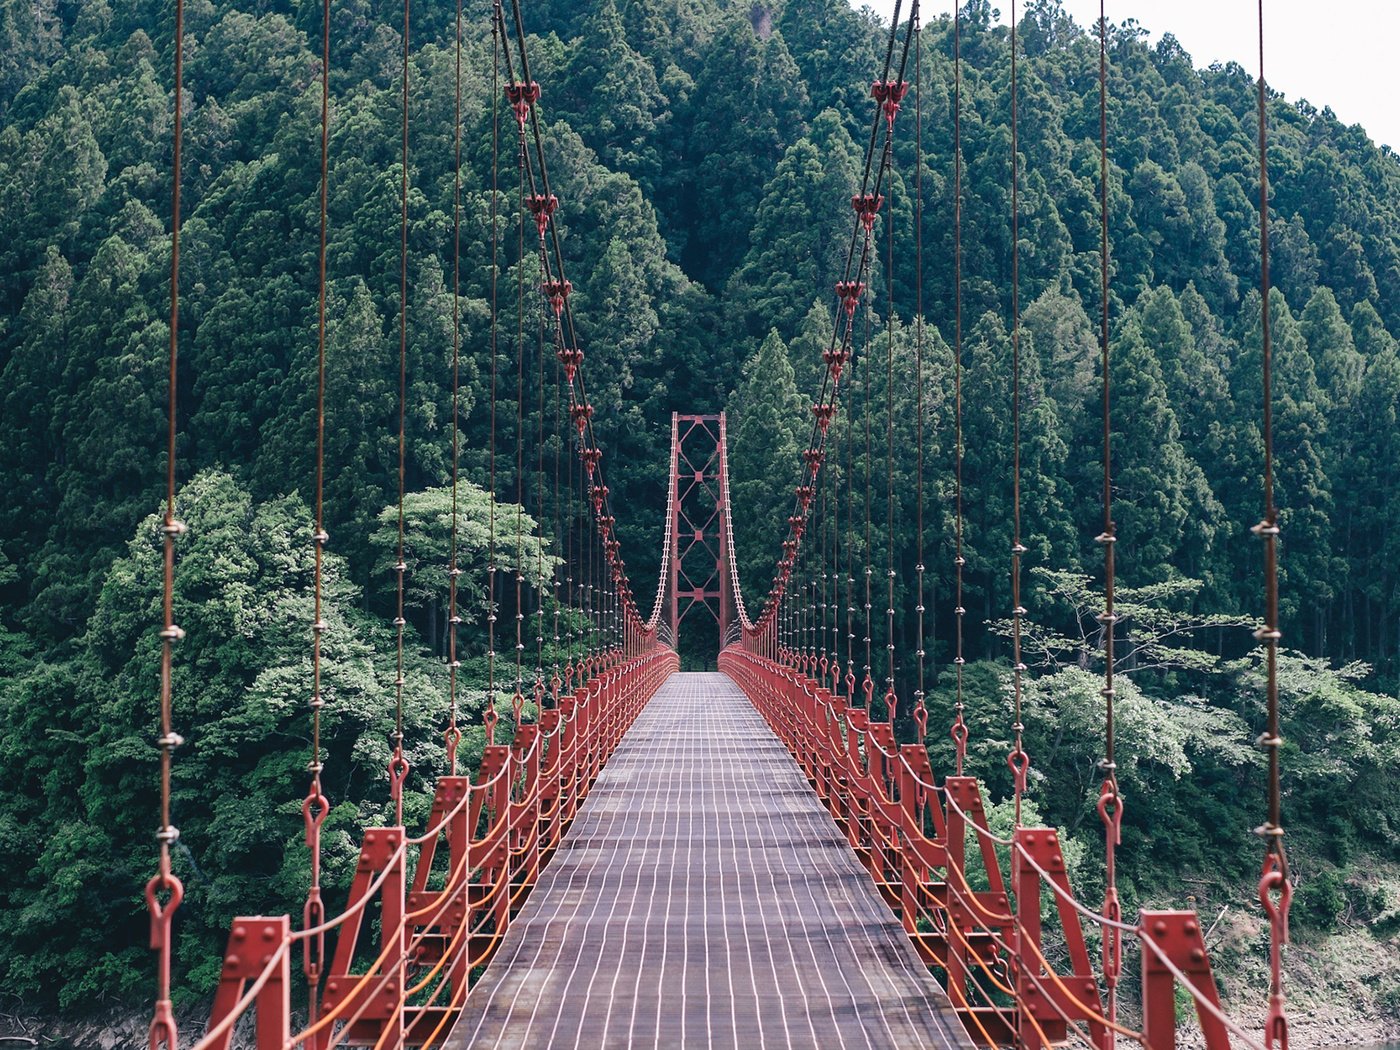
[446,671,972,1050]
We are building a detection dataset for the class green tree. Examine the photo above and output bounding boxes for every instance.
[728,330,806,601]
[729,109,860,342]
[675,17,808,289]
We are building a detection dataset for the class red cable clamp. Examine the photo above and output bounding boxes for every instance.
[795,485,813,511]
[802,448,825,472]
[580,446,601,476]
[570,401,593,433]
[592,484,609,513]
[822,347,851,382]
[871,80,908,127]
[812,402,837,435]
[527,193,558,238]
[556,346,584,382]
[505,81,540,129]
[851,193,884,231]
[835,280,865,317]
[598,514,615,535]
[543,278,572,316]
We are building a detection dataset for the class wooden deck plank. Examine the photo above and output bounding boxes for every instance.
[445,672,973,1049]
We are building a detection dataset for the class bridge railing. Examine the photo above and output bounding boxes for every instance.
[719,646,1257,1050]
[194,644,677,1050]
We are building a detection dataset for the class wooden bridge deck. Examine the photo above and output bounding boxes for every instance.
[446,672,972,1049]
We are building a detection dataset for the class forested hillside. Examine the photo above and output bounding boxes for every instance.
[1,0,1398,1031]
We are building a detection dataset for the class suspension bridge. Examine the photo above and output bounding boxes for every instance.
[139,0,1294,1047]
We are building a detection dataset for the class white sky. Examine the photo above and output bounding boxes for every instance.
[851,1,1399,151]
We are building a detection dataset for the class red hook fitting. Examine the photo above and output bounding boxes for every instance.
[823,347,851,382]
[812,402,837,435]
[543,278,572,316]
[505,81,540,129]
[851,192,884,231]
[570,401,593,433]
[526,193,558,238]
[835,279,865,317]
[871,80,908,128]
[556,345,583,382]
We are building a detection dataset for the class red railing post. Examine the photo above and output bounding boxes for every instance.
[1140,910,1231,1050]
[205,916,290,1050]
[1012,828,1046,1050]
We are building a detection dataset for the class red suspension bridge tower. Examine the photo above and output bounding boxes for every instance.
[667,413,731,661]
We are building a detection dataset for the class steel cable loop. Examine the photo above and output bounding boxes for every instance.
[534,265,548,702]
[1093,0,1126,1028]
[445,0,464,771]
[863,271,874,706]
[485,9,501,744]
[299,0,335,1014]
[1006,0,1032,828]
[950,0,969,775]
[912,13,927,743]
[387,0,413,827]
[882,53,900,726]
[146,0,187,1044]
[1251,4,1292,1047]
[513,96,527,724]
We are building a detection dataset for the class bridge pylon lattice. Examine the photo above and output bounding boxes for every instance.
[667,413,731,657]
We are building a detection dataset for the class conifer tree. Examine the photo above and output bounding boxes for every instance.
[728,330,806,600]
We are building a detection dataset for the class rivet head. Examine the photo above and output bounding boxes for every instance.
[1153,920,1168,936]
[225,955,241,970]
[1191,948,1205,963]
[262,927,277,942]
[233,925,247,940]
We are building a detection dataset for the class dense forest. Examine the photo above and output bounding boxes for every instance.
[1,0,1398,1031]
